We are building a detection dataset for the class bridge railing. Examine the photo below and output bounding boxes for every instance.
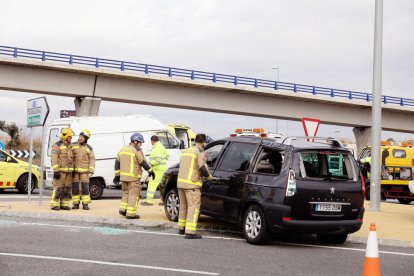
[1,45,413,107]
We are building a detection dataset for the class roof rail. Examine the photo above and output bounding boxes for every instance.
[281,136,344,147]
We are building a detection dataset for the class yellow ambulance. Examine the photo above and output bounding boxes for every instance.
[0,149,41,193]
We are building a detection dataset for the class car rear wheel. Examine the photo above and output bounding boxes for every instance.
[317,234,348,244]
[89,179,104,200]
[164,188,179,222]
[243,205,268,245]
[397,198,412,205]
[17,174,35,194]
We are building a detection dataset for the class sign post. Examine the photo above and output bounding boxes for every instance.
[301,117,320,142]
[27,97,49,204]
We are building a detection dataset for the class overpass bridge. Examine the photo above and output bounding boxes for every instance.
[0,46,413,152]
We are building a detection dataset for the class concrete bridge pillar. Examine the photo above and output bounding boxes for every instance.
[353,127,371,157]
[74,97,101,117]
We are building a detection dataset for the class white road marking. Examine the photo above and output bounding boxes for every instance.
[272,242,414,257]
[2,220,413,257]
[0,252,219,275]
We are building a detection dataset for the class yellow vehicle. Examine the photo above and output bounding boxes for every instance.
[167,124,196,149]
[0,149,41,193]
[359,142,414,204]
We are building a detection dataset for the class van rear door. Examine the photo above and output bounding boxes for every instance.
[291,150,363,220]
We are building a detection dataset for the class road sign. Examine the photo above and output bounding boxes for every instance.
[27,97,50,127]
[9,150,36,158]
[302,117,320,142]
[0,140,4,151]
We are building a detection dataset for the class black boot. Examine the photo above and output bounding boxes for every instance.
[126,215,140,219]
[178,229,185,235]
[119,210,126,216]
[83,204,90,210]
[60,206,71,211]
[51,206,60,211]
[185,233,202,239]
[72,204,79,210]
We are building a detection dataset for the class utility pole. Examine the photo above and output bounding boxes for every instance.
[370,0,383,211]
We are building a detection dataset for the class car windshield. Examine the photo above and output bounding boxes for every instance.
[298,151,356,180]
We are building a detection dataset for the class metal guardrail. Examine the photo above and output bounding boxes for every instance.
[1,45,413,107]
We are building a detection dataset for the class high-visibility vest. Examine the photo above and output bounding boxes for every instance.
[115,144,145,182]
[51,140,74,172]
[72,142,96,173]
[177,146,205,189]
[149,141,169,171]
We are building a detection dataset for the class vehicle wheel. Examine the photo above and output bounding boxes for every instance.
[164,188,179,222]
[243,205,268,245]
[16,174,35,194]
[317,234,348,244]
[89,179,104,200]
[0,189,4,193]
[397,199,412,205]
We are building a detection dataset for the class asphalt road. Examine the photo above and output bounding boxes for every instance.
[0,217,412,276]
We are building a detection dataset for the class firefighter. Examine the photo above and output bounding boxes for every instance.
[72,129,95,210]
[50,128,74,211]
[141,135,169,206]
[113,133,155,219]
[177,133,212,239]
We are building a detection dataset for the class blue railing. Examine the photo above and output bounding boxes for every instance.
[1,45,413,107]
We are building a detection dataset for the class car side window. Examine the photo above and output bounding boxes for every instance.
[48,128,60,156]
[154,131,179,149]
[205,143,224,168]
[218,142,257,172]
[254,147,284,175]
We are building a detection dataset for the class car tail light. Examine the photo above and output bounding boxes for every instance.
[282,217,291,221]
[360,172,366,199]
[260,133,267,138]
[285,169,296,197]
[230,134,237,137]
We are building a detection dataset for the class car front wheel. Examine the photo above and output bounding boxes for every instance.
[164,188,179,222]
[243,205,268,245]
[17,174,35,194]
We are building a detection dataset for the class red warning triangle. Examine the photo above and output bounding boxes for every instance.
[302,117,320,142]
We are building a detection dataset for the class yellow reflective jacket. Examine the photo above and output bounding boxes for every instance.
[72,142,96,173]
[51,140,74,172]
[149,141,169,171]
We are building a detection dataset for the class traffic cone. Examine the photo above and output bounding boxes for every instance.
[362,223,380,276]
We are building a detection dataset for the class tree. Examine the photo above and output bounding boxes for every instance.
[0,120,21,148]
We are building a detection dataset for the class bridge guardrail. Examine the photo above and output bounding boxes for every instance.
[0,45,412,107]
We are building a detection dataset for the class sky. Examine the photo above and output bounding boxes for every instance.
[0,0,413,141]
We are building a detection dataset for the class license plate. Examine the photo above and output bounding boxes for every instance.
[315,204,342,212]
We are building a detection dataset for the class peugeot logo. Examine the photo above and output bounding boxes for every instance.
[330,187,335,194]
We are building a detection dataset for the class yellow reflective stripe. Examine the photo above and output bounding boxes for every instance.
[72,195,80,203]
[115,170,120,174]
[177,178,202,187]
[72,145,79,149]
[89,166,95,170]
[52,164,59,169]
[120,172,141,178]
[60,168,74,172]
[81,195,91,203]
[186,226,197,231]
[130,155,134,176]
[120,151,135,157]
[187,153,196,183]
[60,145,67,149]
[119,202,127,210]
[182,153,196,158]
[75,168,89,172]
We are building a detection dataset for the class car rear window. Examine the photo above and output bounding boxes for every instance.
[298,151,356,180]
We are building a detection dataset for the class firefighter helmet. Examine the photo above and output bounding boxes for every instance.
[130,133,144,143]
[60,128,74,141]
[80,129,91,139]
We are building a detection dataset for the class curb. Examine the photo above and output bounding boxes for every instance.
[1,211,413,249]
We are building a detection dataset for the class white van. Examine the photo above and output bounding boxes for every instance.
[43,115,182,199]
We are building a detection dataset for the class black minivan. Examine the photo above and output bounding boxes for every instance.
[159,136,365,244]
